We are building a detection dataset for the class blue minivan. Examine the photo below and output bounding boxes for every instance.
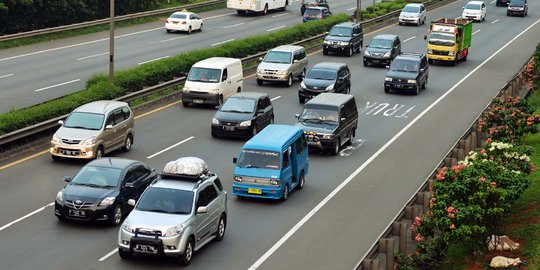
[232,124,309,201]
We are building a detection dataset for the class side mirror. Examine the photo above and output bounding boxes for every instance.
[124,182,134,188]
[259,57,263,61]
[420,68,425,73]
[257,109,265,115]
[105,124,113,130]
[295,114,300,119]
[233,157,237,164]
[215,105,221,110]
[293,59,299,63]
[58,120,64,125]
[63,176,71,182]
[128,199,136,206]
[341,117,346,122]
[197,206,208,214]
[385,65,390,69]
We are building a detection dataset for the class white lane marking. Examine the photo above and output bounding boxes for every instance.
[491,19,500,24]
[34,79,80,92]
[99,248,118,262]
[147,136,195,159]
[0,202,54,232]
[455,16,462,19]
[490,0,496,3]
[339,139,366,157]
[0,73,14,79]
[211,39,235,46]
[116,26,163,38]
[205,12,236,20]
[402,36,416,43]
[223,22,245,29]
[138,56,170,65]
[271,96,281,101]
[248,17,540,270]
[347,7,356,11]
[267,25,286,32]
[472,29,481,35]
[272,13,288,18]
[77,52,108,61]
[160,36,189,42]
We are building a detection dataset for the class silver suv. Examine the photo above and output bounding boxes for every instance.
[256,45,308,87]
[118,157,227,266]
[50,100,134,160]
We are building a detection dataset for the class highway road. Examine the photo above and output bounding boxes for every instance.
[0,0,374,113]
[0,0,539,270]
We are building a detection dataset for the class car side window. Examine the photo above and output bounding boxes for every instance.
[105,113,115,127]
[282,148,290,168]
[299,49,306,60]
[264,96,272,108]
[197,185,218,207]
[113,109,124,125]
[213,178,224,192]
[257,99,265,111]
[222,68,228,81]
[121,107,131,120]
[294,137,304,155]
[133,164,150,179]
[124,168,137,184]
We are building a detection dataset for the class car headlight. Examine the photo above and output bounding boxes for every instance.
[385,77,393,82]
[81,136,96,146]
[276,70,288,75]
[122,221,133,233]
[257,67,263,73]
[183,87,190,92]
[165,224,184,237]
[239,120,251,127]
[322,134,334,139]
[364,51,371,56]
[100,197,116,207]
[383,52,391,58]
[338,41,349,46]
[427,49,433,54]
[448,51,455,56]
[212,118,219,125]
[234,176,243,182]
[407,79,417,84]
[51,134,60,143]
[270,179,280,185]
[300,81,306,89]
[326,84,335,91]
[324,40,331,44]
[56,191,63,202]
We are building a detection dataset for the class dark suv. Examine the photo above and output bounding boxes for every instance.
[363,34,401,67]
[323,22,363,57]
[301,0,330,15]
[298,62,351,103]
[507,0,528,16]
[384,52,429,95]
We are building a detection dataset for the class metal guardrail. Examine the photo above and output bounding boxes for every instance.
[0,0,225,42]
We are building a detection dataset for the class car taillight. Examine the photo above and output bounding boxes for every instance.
[317,14,322,18]
[181,21,186,24]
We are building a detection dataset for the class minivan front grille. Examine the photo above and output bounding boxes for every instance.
[66,200,94,209]
[263,69,279,75]
[432,50,449,56]
[61,138,81,145]
[241,177,272,186]
[136,228,163,237]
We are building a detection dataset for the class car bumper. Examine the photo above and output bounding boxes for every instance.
[323,43,351,52]
[118,229,188,256]
[182,91,220,105]
[298,88,329,101]
[364,56,392,65]
[427,54,455,61]
[50,143,97,159]
[399,17,419,24]
[55,201,114,222]
[384,82,418,92]
[462,14,482,21]
[305,135,336,151]
[232,183,283,199]
[507,9,525,15]
[256,73,288,82]
[211,124,253,137]
[165,23,190,31]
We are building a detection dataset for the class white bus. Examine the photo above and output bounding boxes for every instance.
[227,0,288,15]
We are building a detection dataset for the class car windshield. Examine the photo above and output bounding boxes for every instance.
[303,0,318,5]
[263,51,292,64]
[306,68,336,80]
[300,106,339,124]
[237,149,280,169]
[305,9,322,16]
[464,3,481,9]
[369,38,392,49]
[402,5,420,13]
[328,26,352,37]
[170,13,187,19]
[136,187,194,214]
[509,0,524,6]
[428,32,455,46]
[71,165,122,188]
[220,97,255,113]
[63,112,104,130]
[390,59,420,73]
[187,67,221,83]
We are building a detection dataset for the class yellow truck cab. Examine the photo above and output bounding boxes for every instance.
[424,18,472,66]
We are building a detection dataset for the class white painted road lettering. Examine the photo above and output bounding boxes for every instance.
[359,101,415,118]
[339,139,366,157]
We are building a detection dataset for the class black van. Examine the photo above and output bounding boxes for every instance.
[295,93,358,155]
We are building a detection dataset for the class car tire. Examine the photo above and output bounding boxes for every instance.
[363,60,368,67]
[95,146,104,159]
[297,171,305,190]
[237,10,246,15]
[218,95,224,106]
[286,74,293,87]
[355,44,361,53]
[211,131,217,138]
[423,17,426,25]
[109,204,123,226]
[281,184,289,201]
[122,134,133,152]
[56,213,66,221]
[178,237,194,266]
[421,80,426,90]
[166,29,172,33]
[251,125,258,137]
[347,130,353,145]
[298,69,306,81]
[428,59,433,65]
[323,48,328,55]
[299,96,305,104]
[187,26,192,34]
[118,249,133,260]
[347,47,353,57]
[414,85,420,95]
[51,155,61,161]
[257,79,264,86]
[331,139,340,156]
[261,4,268,15]
[399,22,403,25]
[507,11,510,16]
[384,87,390,93]
[237,87,242,93]
[182,100,190,107]
[199,23,203,31]
[417,20,421,26]
[216,214,227,241]
[270,117,274,124]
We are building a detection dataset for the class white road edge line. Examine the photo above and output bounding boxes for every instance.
[248,17,540,270]
[147,136,195,159]
[223,23,245,29]
[0,202,54,232]
[211,39,235,46]
[272,13,288,18]
[77,52,108,61]
[346,7,356,11]
[99,248,118,262]
[491,19,500,24]
[472,29,481,35]
[34,79,81,92]
[271,96,281,101]
[267,26,286,32]
[138,56,170,65]
[402,36,416,43]
[0,73,14,79]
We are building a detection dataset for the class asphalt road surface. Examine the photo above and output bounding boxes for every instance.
[0,1,538,270]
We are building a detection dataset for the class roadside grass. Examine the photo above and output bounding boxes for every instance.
[0,2,225,50]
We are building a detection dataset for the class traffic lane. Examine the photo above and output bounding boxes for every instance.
[254,17,540,270]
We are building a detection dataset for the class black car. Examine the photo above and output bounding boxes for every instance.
[384,52,429,95]
[298,62,351,103]
[507,0,528,16]
[212,92,274,138]
[295,93,358,155]
[496,0,510,6]
[55,158,157,226]
[363,34,401,67]
[323,22,364,57]
[301,0,330,15]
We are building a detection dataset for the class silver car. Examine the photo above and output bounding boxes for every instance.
[256,45,308,87]
[50,100,134,160]
[399,3,426,26]
[118,157,227,266]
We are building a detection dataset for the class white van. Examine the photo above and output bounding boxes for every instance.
[182,57,243,107]
[227,0,288,15]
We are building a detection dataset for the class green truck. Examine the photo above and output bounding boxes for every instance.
[425,18,473,65]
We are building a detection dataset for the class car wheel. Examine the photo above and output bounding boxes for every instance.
[261,4,268,15]
[331,139,340,156]
[297,171,305,190]
[122,134,133,152]
[187,26,192,34]
[363,60,368,67]
[211,131,217,138]
[298,69,306,81]
[252,125,258,137]
[414,85,420,95]
[237,10,246,15]
[109,204,123,226]
[199,23,203,31]
[482,15,485,21]
[218,95,224,106]
[237,87,242,93]
[428,59,433,65]
[421,80,426,90]
[166,29,172,33]
[417,20,421,26]
[56,213,66,221]
[51,155,61,161]
[507,11,510,16]
[182,100,190,107]
[95,146,104,159]
[299,96,305,104]
[281,184,289,201]
[257,79,264,86]
[347,130,353,145]
[423,17,426,25]
[286,74,293,87]
[118,249,133,260]
[347,46,353,57]
[178,237,194,266]
[384,87,390,94]
[323,48,328,55]
[399,22,402,25]
[216,214,226,241]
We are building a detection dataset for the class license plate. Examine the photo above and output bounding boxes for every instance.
[68,209,85,217]
[135,244,157,253]
[372,60,379,63]
[248,188,262,194]
[193,99,204,104]
[308,141,319,146]
[62,150,76,156]
[223,126,234,131]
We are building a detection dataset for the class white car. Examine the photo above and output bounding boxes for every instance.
[165,11,203,34]
[398,3,426,26]
[462,1,486,22]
